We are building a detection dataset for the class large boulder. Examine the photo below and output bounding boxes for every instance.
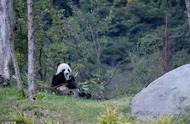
[131,64,190,120]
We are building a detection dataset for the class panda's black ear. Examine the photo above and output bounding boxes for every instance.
[68,63,71,67]
[57,63,61,67]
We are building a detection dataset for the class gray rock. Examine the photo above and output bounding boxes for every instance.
[131,64,190,120]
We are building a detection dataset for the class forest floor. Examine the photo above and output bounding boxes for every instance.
[0,85,133,124]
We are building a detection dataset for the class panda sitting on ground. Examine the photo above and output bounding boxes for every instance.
[51,63,91,98]
[52,63,77,89]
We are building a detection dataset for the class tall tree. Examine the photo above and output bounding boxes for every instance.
[161,0,172,74]
[162,12,171,73]
[0,0,24,94]
[0,0,13,85]
[185,0,190,28]
[8,1,24,95]
[27,0,36,100]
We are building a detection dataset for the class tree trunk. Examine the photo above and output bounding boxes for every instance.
[7,0,24,95]
[27,0,36,100]
[10,33,25,95]
[185,0,190,28]
[162,12,171,74]
[0,0,24,94]
[0,0,13,85]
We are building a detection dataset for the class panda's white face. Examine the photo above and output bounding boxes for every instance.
[56,63,72,81]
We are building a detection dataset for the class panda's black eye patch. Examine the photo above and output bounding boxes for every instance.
[68,69,70,72]
[62,69,65,72]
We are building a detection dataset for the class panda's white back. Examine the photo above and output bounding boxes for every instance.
[56,63,71,75]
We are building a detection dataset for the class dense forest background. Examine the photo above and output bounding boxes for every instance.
[13,0,189,99]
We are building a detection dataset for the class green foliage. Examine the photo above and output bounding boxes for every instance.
[138,31,162,54]
[16,90,27,100]
[88,76,106,98]
[126,52,162,94]
[36,92,48,100]
[98,107,122,124]
[98,111,190,124]
[13,0,190,98]
[12,112,35,124]
[98,106,135,124]
[154,114,172,124]
[173,49,190,67]
[153,112,190,124]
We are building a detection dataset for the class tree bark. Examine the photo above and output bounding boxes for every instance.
[185,0,190,28]
[7,1,24,94]
[10,33,25,95]
[0,0,13,85]
[27,0,36,100]
[0,0,24,93]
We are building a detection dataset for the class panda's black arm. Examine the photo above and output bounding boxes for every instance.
[51,75,58,87]
[51,72,68,87]
[65,75,77,89]
[66,82,77,89]
[68,76,75,83]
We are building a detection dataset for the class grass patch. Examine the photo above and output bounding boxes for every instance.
[1,86,189,124]
[0,86,131,124]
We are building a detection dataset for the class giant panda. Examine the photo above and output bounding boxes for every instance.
[51,63,77,89]
[51,63,91,98]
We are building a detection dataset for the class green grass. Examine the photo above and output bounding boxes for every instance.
[0,86,131,124]
[1,86,190,124]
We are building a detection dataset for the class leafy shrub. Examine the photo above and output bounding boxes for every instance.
[36,92,48,100]
[154,114,172,124]
[98,106,134,124]
[12,112,35,124]
[98,107,122,124]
